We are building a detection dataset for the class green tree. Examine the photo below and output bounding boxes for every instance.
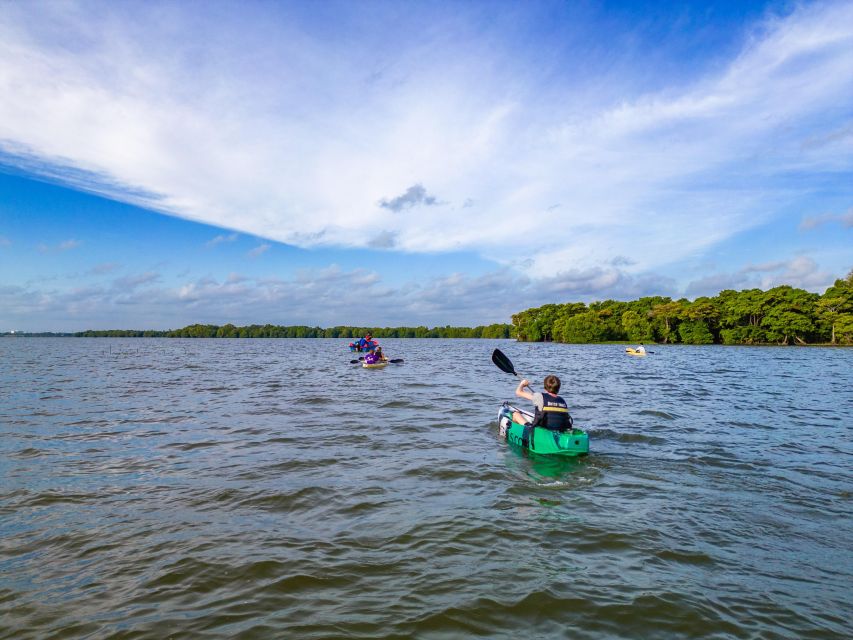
[760,286,819,345]
[816,271,853,344]
[650,300,684,343]
[559,310,609,343]
[678,297,719,344]
[216,323,238,338]
[621,310,654,342]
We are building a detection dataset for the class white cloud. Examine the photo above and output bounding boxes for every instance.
[0,260,685,332]
[685,254,836,297]
[3,251,844,332]
[0,1,850,278]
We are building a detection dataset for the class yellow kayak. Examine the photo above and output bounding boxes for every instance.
[625,348,647,357]
[362,361,389,369]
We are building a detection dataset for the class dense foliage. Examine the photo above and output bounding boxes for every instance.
[3,323,513,339]
[512,272,853,346]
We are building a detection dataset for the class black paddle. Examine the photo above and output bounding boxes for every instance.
[491,348,518,376]
[351,358,404,364]
[491,348,532,387]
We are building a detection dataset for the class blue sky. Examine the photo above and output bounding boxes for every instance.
[0,0,851,331]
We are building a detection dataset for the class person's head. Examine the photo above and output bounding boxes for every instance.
[543,375,561,394]
[366,333,372,339]
[376,346,382,353]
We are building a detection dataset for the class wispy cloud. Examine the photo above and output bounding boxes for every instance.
[247,243,270,258]
[0,1,850,280]
[88,262,121,275]
[799,207,853,230]
[206,232,239,247]
[37,238,81,253]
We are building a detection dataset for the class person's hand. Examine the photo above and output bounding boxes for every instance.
[520,379,529,388]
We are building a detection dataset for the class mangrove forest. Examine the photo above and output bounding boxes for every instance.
[511,272,853,346]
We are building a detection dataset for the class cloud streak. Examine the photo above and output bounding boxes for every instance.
[37,239,82,253]
[799,207,853,230]
[206,232,239,247]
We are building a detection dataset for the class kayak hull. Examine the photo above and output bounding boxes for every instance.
[625,348,646,357]
[497,404,589,456]
[362,361,388,369]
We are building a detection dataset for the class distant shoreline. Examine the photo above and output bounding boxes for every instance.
[3,334,850,347]
[0,322,512,339]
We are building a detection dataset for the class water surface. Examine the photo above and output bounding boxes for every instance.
[1,338,851,638]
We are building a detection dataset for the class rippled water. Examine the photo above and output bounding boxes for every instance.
[2,338,851,639]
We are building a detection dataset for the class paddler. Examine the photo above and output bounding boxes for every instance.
[512,375,572,432]
[357,332,375,352]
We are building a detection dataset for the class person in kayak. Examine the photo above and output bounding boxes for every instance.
[635,344,646,354]
[364,346,387,365]
[512,375,572,432]
[357,333,375,352]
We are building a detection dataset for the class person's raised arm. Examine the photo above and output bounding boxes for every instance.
[515,379,534,401]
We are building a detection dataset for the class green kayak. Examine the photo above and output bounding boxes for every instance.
[498,403,589,456]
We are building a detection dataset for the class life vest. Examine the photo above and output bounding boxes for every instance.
[530,392,572,432]
[364,352,380,364]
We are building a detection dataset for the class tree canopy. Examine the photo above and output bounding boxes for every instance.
[512,272,853,346]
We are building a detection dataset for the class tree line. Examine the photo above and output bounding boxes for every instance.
[512,272,853,346]
[5,323,513,339]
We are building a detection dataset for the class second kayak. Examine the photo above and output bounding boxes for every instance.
[625,348,646,357]
[362,361,389,369]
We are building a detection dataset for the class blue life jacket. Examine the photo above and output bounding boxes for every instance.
[530,392,572,432]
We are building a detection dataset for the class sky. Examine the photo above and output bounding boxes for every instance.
[0,0,851,331]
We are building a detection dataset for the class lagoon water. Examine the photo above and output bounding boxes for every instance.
[1,338,851,639]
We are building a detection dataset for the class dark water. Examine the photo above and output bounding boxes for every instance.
[2,338,851,639]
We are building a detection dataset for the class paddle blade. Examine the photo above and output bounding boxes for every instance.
[491,349,516,375]
[389,358,404,364]
[350,359,360,364]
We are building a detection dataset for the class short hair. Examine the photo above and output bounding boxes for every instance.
[543,375,561,393]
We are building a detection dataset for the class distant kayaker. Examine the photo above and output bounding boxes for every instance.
[635,344,646,354]
[512,375,572,432]
[358,333,375,351]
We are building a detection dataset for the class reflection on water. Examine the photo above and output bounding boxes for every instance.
[1,338,851,639]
